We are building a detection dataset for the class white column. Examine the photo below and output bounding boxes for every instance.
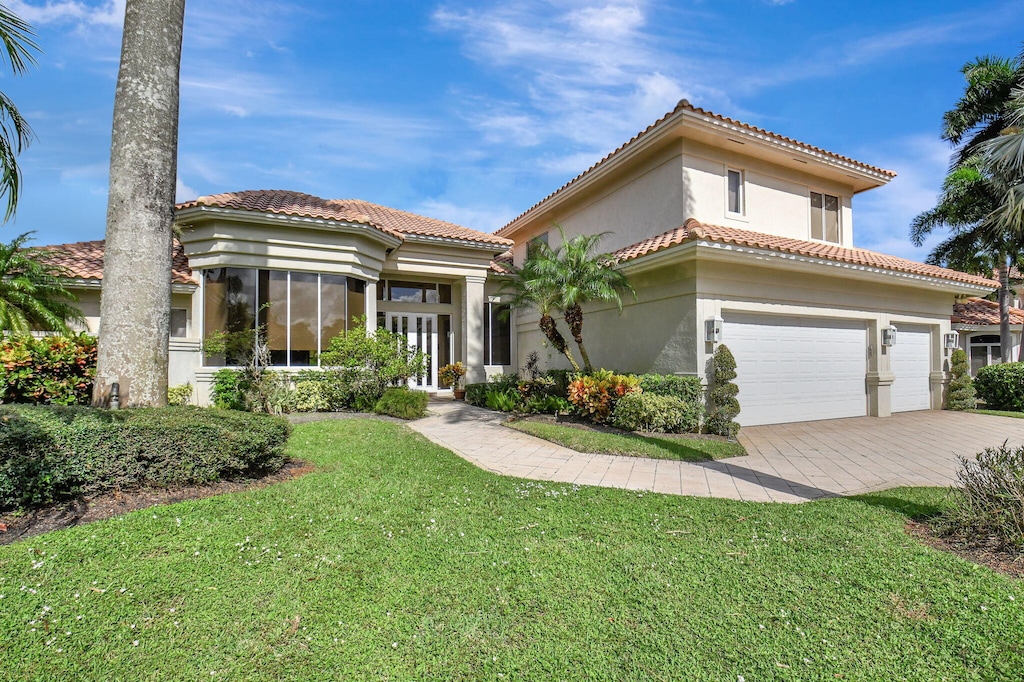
[463,275,486,384]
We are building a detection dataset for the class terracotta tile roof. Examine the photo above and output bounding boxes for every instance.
[178,190,513,248]
[611,218,998,289]
[38,239,196,285]
[952,297,1024,326]
[497,100,896,236]
[490,249,514,274]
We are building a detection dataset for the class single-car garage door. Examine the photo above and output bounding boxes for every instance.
[891,325,931,412]
[723,314,868,426]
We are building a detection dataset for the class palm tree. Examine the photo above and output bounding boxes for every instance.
[550,228,634,373]
[0,232,85,334]
[943,49,1024,169]
[94,0,187,407]
[0,5,38,220]
[503,243,581,372]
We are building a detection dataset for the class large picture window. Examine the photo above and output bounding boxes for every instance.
[483,301,511,366]
[203,267,365,366]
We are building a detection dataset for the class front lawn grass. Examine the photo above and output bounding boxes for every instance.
[972,408,1024,419]
[507,418,746,461]
[1,419,1022,680]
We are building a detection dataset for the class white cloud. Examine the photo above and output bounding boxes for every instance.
[175,177,198,202]
[413,198,517,234]
[853,135,953,261]
[7,0,124,27]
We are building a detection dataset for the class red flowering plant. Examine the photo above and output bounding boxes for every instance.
[567,369,640,423]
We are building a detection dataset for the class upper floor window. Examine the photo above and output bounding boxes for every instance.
[727,169,744,215]
[810,192,840,243]
[377,280,452,304]
[528,231,549,258]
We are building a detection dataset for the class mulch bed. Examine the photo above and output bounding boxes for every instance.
[0,459,315,546]
[905,519,1024,580]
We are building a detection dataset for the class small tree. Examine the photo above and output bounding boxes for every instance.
[946,348,977,411]
[706,344,740,438]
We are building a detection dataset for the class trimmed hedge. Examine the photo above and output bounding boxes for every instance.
[374,387,429,420]
[465,382,489,407]
[946,349,976,411]
[0,405,291,512]
[973,362,1024,412]
[639,374,703,403]
[612,392,702,433]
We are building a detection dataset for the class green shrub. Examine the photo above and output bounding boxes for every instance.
[518,375,555,401]
[705,345,740,438]
[611,392,702,433]
[934,443,1024,552]
[546,369,573,398]
[488,373,521,394]
[0,405,290,512]
[485,389,522,412]
[946,348,976,411]
[973,362,1024,412]
[320,320,426,409]
[211,368,247,410]
[0,333,97,405]
[524,394,571,415]
[639,374,703,403]
[567,370,640,423]
[292,380,333,413]
[167,383,193,406]
[373,387,429,420]
[465,382,489,407]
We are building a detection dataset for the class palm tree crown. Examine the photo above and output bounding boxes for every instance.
[0,5,37,220]
[0,232,86,334]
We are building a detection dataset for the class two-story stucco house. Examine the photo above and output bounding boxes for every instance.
[40,100,996,425]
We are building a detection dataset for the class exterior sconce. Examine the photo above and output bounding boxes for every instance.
[944,331,959,350]
[705,317,723,344]
[881,325,897,347]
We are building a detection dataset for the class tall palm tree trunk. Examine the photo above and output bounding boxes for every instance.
[93,0,186,407]
[999,257,1012,363]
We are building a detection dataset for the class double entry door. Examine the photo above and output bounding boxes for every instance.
[385,312,438,391]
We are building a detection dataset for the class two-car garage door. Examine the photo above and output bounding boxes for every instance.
[723,314,932,426]
[723,314,868,426]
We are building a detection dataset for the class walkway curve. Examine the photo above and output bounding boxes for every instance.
[407,398,1024,503]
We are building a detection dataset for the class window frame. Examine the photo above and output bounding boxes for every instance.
[726,168,745,217]
[483,300,512,366]
[809,190,842,243]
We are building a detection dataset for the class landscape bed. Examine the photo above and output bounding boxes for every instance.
[0,419,1021,680]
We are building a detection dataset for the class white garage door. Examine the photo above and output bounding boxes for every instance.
[723,314,868,426]
[891,325,931,412]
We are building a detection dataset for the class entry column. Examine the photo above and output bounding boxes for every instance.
[462,275,486,385]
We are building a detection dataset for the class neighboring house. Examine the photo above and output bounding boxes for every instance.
[494,100,995,426]
[951,297,1024,374]
[34,101,996,426]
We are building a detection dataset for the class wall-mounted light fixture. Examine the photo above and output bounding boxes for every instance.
[881,325,897,347]
[705,317,723,344]
[944,331,959,350]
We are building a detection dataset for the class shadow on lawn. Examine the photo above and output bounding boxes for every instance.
[848,491,946,520]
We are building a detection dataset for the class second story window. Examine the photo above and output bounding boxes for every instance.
[810,192,840,243]
[727,169,744,215]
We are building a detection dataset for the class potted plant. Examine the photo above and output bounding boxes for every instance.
[439,361,468,399]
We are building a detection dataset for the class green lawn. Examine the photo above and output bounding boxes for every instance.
[972,408,1024,419]
[1,419,1022,680]
[507,418,746,460]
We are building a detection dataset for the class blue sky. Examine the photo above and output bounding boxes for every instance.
[2,0,1023,261]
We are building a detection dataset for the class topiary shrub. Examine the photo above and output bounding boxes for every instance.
[567,370,640,423]
[946,348,976,411]
[934,442,1024,552]
[611,392,702,433]
[705,344,740,438]
[374,387,429,419]
[0,405,290,512]
[973,361,1024,412]
[0,333,97,405]
[638,373,703,404]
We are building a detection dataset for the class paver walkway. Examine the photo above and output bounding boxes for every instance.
[408,399,1024,503]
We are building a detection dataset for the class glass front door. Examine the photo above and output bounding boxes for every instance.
[386,312,438,391]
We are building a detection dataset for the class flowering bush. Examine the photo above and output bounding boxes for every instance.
[567,370,640,423]
[0,333,97,405]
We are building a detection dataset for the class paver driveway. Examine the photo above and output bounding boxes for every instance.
[409,400,1024,503]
